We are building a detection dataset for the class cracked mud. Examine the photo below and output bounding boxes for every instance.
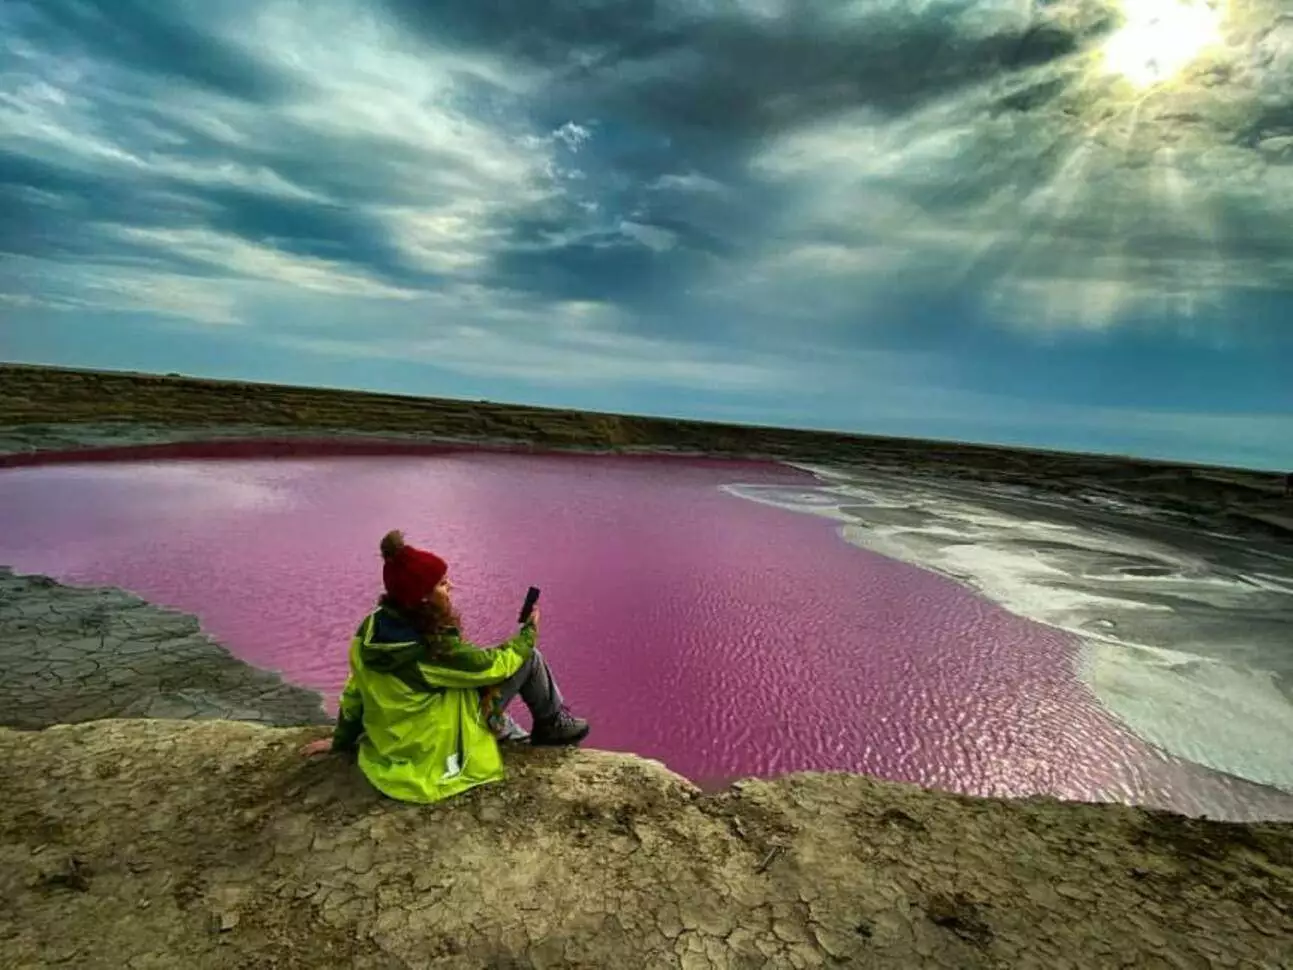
[2,719,1290,969]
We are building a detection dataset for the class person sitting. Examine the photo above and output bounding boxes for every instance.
[299,530,589,803]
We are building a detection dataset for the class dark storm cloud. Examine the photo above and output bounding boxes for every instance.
[7,0,297,102]
[476,115,752,308]
[0,142,439,288]
[0,149,205,263]
[0,0,1125,316]
[378,0,680,69]
[383,0,1114,136]
[189,185,437,287]
[369,0,1120,313]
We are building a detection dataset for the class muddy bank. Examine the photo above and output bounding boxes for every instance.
[0,567,328,730]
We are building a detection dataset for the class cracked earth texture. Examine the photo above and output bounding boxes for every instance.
[0,568,329,730]
[2,717,1290,969]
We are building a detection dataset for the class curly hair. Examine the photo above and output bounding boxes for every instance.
[380,593,460,639]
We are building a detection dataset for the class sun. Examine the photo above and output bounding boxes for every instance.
[1101,0,1223,88]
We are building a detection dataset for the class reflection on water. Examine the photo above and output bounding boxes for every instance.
[2,450,1291,821]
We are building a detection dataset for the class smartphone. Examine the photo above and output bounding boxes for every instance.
[518,585,541,624]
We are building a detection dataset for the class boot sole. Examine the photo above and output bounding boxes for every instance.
[530,725,591,747]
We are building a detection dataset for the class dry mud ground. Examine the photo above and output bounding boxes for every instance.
[2,719,1291,970]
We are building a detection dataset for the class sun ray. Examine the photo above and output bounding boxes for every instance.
[1100,0,1225,88]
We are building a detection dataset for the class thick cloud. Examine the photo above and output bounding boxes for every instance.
[7,0,300,102]
[1,0,556,301]
[2,0,1292,418]
[381,0,1114,130]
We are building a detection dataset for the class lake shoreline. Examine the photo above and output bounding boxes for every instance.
[4,362,1290,542]
[728,466,1293,798]
[0,565,330,731]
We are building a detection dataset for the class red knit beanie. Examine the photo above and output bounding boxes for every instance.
[380,530,448,611]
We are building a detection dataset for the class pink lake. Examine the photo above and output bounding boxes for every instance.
[1,446,1291,820]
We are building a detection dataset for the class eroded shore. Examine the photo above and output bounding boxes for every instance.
[0,567,329,730]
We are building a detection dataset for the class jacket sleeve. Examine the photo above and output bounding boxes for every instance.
[417,622,537,689]
[331,645,365,750]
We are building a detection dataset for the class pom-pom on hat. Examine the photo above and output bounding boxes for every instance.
[380,530,448,611]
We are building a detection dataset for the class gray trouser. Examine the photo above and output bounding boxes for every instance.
[493,648,564,731]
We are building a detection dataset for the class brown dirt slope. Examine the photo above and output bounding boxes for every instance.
[1,718,1290,970]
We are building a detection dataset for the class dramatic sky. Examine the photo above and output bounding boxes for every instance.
[2,1,1291,469]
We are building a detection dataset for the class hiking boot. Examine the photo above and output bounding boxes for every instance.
[530,709,590,747]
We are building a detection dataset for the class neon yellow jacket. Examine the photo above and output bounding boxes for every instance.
[331,604,537,803]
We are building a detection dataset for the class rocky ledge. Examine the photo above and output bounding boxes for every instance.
[2,718,1290,970]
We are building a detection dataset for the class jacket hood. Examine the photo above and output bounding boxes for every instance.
[357,606,462,678]
[357,606,424,672]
